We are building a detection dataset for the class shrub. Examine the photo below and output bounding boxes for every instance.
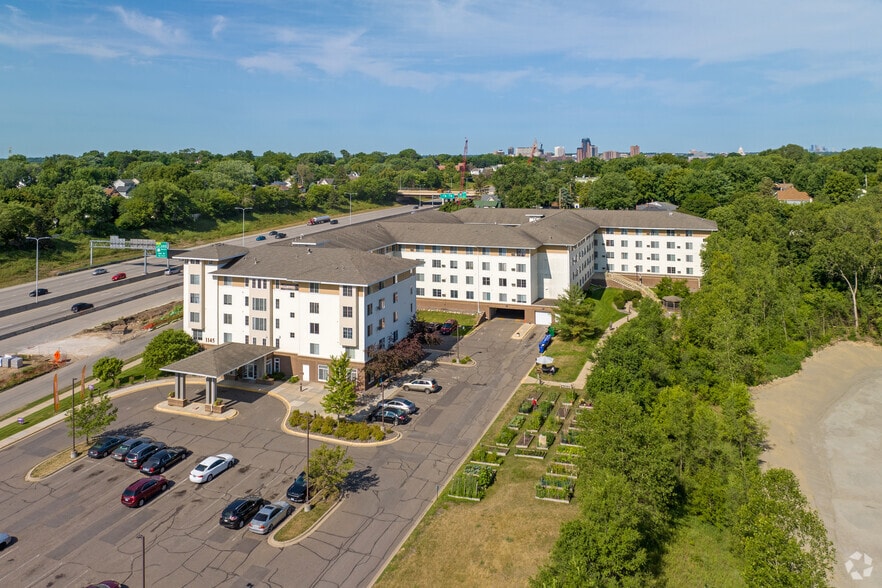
[495,427,517,446]
[289,375,300,384]
[371,426,386,441]
[470,447,502,465]
[518,400,534,414]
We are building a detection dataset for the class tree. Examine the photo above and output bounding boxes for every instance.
[553,284,599,341]
[92,356,124,385]
[736,469,834,587]
[308,445,354,499]
[66,391,118,444]
[143,330,201,371]
[320,354,358,418]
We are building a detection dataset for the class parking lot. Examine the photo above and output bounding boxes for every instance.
[0,318,541,587]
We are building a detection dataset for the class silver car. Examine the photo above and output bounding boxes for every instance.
[378,398,418,414]
[0,532,12,550]
[248,501,293,534]
[402,378,440,394]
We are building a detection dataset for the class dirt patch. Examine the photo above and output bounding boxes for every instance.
[752,341,882,586]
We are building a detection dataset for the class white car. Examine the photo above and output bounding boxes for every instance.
[189,453,237,484]
[248,501,293,534]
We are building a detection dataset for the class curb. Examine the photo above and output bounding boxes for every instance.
[266,495,346,548]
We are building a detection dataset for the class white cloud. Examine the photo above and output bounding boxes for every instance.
[211,15,227,40]
[108,6,187,47]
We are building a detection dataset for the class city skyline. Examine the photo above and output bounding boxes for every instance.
[2,1,881,158]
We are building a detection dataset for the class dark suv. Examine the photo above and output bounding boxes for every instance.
[125,442,166,468]
[220,496,268,529]
[286,472,308,503]
[111,437,152,461]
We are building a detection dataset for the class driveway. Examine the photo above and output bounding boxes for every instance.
[0,318,538,587]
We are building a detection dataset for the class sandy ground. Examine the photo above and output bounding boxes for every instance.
[753,341,882,587]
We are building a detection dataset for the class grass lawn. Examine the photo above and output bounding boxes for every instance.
[660,516,745,587]
[417,310,481,333]
[376,384,579,588]
[273,492,339,542]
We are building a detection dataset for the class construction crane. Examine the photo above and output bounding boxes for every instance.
[459,138,468,193]
[528,138,538,164]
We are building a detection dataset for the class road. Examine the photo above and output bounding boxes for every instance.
[0,317,540,587]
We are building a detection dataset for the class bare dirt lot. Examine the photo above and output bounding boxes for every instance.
[753,341,882,586]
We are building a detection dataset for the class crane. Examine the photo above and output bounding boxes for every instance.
[528,138,538,164]
[459,138,468,193]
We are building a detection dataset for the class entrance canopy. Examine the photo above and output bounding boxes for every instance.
[161,342,276,378]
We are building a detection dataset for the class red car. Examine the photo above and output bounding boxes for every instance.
[439,319,458,335]
[111,272,126,281]
[121,475,168,508]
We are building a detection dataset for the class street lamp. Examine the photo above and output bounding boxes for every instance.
[136,534,146,588]
[304,411,314,512]
[26,235,52,302]
[235,206,252,246]
[70,377,78,458]
[345,192,356,225]
[456,325,463,362]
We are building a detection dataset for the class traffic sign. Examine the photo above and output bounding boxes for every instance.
[155,241,169,258]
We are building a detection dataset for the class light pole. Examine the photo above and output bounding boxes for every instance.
[136,534,146,588]
[456,325,463,362]
[345,192,356,225]
[304,411,314,512]
[235,206,252,246]
[70,378,78,458]
[26,236,52,302]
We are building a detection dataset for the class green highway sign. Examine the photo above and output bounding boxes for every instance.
[155,241,169,258]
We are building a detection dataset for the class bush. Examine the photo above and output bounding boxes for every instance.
[495,427,517,446]
[518,400,534,414]
[289,375,300,384]
[470,447,503,465]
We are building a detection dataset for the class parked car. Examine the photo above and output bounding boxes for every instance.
[120,475,168,508]
[0,532,13,550]
[219,496,268,529]
[140,446,188,475]
[439,319,459,335]
[378,398,418,414]
[274,232,287,239]
[111,437,152,461]
[88,435,128,459]
[71,302,94,313]
[125,441,166,468]
[85,582,120,588]
[28,288,48,297]
[248,501,293,534]
[92,268,108,275]
[189,453,237,483]
[255,235,266,241]
[111,272,126,281]
[402,378,440,394]
[286,471,309,503]
[369,407,410,425]
[163,266,181,275]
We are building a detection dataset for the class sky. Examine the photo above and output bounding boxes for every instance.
[2,1,882,159]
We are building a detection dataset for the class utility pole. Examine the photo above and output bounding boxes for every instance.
[70,378,78,458]
[26,235,52,303]
[235,207,252,246]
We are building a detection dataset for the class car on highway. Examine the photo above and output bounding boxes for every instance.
[28,288,49,297]
[120,475,168,508]
[125,441,166,468]
[0,532,12,550]
[368,406,410,425]
[255,235,266,241]
[248,501,293,534]
[111,437,153,461]
[111,272,126,281]
[402,378,440,394]
[439,319,459,335]
[378,398,418,414]
[268,230,278,236]
[163,266,181,275]
[71,302,94,313]
[88,435,128,459]
[286,472,309,503]
[91,268,108,275]
[274,232,287,239]
[189,453,237,483]
[329,219,339,224]
[140,446,189,475]
[219,496,268,529]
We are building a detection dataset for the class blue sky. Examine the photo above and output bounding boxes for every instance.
[2,1,881,158]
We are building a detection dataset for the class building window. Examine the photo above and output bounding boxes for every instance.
[605,239,614,247]
[686,255,693,262]
[516,263,526,272]
[667,241,676,249]
[499,278,507,287]
[686,267,694,275]
[450,290,459,299]
[393,311,399,322]
[432,288,442,297]
[253,298,267,311]
[650,229,659,235]
[432,259,442,268]
[415,245,424,252]
[223,294,232,305]
[378,318,386,331]
[393,292,398,303]
[189,274,200,285]
[432,245,441,253]
[636,253,643,260]
[635,240,643,248]
[635,265,643,273]
[516,279,526,288]
[516,249,526,257]
[621,252,628,260]
[275,298,280,309]
[378,298,386,310]
[516,294,527,303]
[607,252,615,259]
[189,293,200,304]
[189,312,200,323]
[244,296,249,306]
[499,248,507,256]
[223,333,232,343]
[608,263,615,271]
[275,318,280,328]
[465,276,474,285]
[245,315,249,325]
[192,329,203,341]
[309,323,320,334]
[499,293,507,302]
[309,302,319,313]
[620,240,628,247]
[650,241,659,248]
[223,314,232,324]
[466,291,474,300]
[450,260,458,269]
[432,274,441,283]
[667,230,676,236]
[289,332,295,338]
[482,247,490,255]
[685,242,694,250]
[252,317,267,331]
[343,306,353,318]
[309,282,319,293]
[667,254,676,261]
[622,264,629,272]
[668,266,676,274]
[465,261,474,270]
[342,285,353,296]
[650,253,659,261]
[466,247,475,255]
[416,273,424,282]
[367,303,373,315]
[651,265,659,273]
[367,324,373,336]
[343,327,353,339]
[290,292,296,298]
[416,287,425,296]
[483,292,491,301]
[312,344,323,358]
[482,276,491,286]
[449,275,458,284]
[498,262,506,271]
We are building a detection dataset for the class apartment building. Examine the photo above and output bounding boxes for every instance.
[176,243,418,384]
[176,208,715,381]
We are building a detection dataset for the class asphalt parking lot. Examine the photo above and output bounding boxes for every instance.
[0,318,541,588]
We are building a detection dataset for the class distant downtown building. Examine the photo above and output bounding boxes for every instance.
[176,208,716,385]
